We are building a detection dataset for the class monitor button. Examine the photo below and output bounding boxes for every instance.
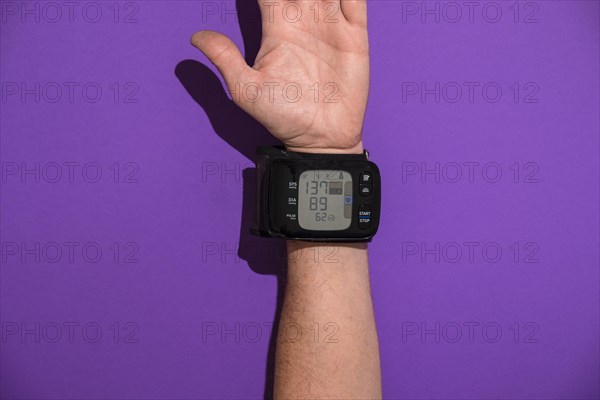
[359,184,372,196]
[358,205,372,229]
[360,172,373,184]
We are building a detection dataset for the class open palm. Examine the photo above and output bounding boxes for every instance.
[191,0,369,154]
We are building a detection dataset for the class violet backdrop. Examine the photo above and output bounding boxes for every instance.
[1,1,599,399]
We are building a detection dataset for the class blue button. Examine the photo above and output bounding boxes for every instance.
[344,196,352,205]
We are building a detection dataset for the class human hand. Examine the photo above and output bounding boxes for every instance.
[191,0,369,154]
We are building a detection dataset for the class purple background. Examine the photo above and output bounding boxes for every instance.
[1,1,599,399]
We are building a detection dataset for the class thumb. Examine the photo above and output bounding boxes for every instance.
[190,30,255,95]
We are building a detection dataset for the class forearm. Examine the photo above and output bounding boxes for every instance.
[274,241,382,399]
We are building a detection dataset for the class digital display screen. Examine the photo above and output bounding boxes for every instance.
[298,170,352,231]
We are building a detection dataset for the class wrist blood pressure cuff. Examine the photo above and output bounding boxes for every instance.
[251,146,381,242]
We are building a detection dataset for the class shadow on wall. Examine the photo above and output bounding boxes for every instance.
[175,1,284,398]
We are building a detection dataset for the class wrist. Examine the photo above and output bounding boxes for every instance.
[284,141,365,155]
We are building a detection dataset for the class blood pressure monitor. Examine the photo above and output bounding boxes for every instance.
[251,146,381,242]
